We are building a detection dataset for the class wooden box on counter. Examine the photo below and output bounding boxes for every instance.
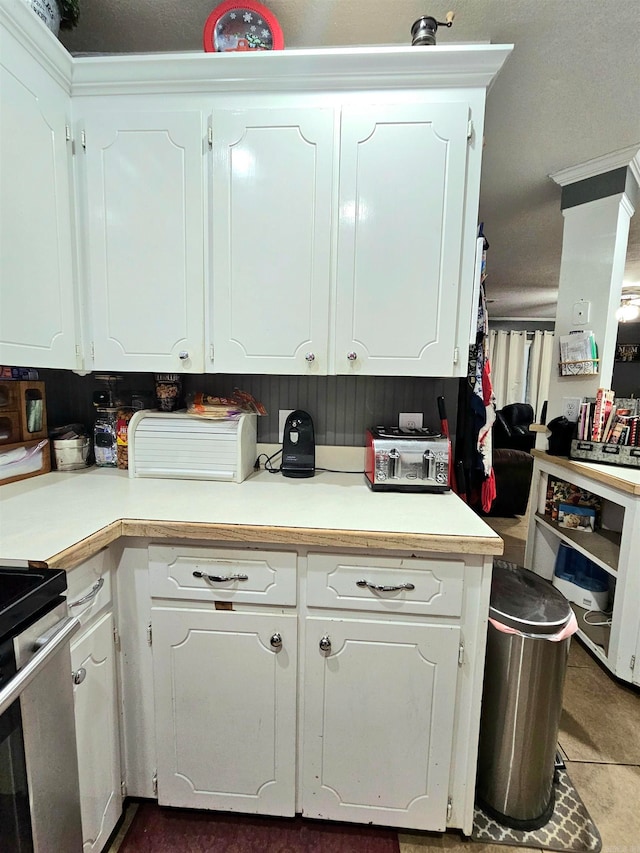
[0,380,48,442]
[0,437,51,486]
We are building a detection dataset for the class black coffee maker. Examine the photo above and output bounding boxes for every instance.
[281,410,315,478]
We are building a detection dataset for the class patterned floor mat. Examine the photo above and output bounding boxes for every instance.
[471,764,602,852]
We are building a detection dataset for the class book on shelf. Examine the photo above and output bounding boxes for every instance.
[591,388,615,442]
[557,502,596,532]
[574,393,640,447]
[543,475,602,523]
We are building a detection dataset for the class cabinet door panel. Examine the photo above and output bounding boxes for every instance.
[303,617,459,830]
[211,108,334,374]
[82,112,204,371]
[0,41,78,368]
[335,103,468,376]
[152,607,297,815]
[71,611,122,853]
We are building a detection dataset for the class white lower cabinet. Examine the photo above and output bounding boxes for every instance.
[145,544,483,832]
[301,617,460,830]
[71,610,123,852]
[151,606,297,815]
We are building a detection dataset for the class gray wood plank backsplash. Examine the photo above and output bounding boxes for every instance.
[39,370,459,445]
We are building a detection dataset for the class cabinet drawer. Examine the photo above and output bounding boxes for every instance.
[149,545,297,605]
[66,550,113,628]
[306,553,464,617]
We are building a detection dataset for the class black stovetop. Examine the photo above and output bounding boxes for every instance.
[0,567,67,642]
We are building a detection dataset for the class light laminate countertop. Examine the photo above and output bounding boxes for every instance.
[531,450,640,496]
[0,467,503,568]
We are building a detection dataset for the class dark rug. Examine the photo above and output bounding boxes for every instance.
[471,764,602,852]
[118,802,400,852]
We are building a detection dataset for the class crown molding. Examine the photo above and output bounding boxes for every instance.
[70,44,513,97]
[550,144,640,187]
[0,0,73,92]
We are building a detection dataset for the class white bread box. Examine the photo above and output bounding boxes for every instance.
[127,411,257,482]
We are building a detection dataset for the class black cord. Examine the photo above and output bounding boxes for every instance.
[254,454,364,476]
[314,467,365,474]
[254,449,283,473]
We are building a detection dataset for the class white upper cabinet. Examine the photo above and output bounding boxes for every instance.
[0,8,511,377]
[210,107,334,375]
[0,14,79,369]
[210,100,471,377]
[335,103,469,377]
[79,111,205,372]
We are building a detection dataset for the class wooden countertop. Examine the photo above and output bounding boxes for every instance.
[532,450,640,496]
[0,467,503,569]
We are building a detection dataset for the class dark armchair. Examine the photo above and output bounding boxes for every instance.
[485,403,535,517]
[493,403,535,453]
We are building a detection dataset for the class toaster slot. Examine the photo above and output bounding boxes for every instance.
[388,448,400,479]
[421,449,432,480]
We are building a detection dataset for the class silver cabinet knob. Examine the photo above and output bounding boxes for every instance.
[72,667,86,685]
[178,351,189,360]
[270,632,282,650]
[346,351,358,361]
[305,352,315,363]
[319,635,331,653]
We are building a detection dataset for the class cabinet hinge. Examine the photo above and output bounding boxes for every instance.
[75,343,82,358]
[209,344,215,362]
[147,623,153,646]
[467,119,474,141]
[208,125,213,148]
[453,347,459,365]
[121,779,127,797]
[80,129,86,149]
[447,797,453,823]
[631,655,636,672]
[65,124,72,143]
[113,627,121,651]
[152,771,158,797]
[458,642,465,666]
[90,342,95,360]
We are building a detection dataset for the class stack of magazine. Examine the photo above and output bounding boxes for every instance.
[558,330,598,375]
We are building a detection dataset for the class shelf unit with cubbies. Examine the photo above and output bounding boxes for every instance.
[525,450,640,685]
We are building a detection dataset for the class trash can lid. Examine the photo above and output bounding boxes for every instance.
[489,560,573,635]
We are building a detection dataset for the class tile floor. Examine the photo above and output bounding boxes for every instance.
[398,635,640,852]
[109,510,640,852]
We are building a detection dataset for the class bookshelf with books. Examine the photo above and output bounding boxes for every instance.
[570,390,640,469]
[525,450,640,685]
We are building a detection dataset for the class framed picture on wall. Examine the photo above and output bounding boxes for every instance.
[615,343,640,362]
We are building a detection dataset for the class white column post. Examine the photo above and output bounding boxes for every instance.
[545,146,639,425]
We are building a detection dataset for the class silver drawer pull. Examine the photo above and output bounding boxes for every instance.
[192,571,249,583]
[356,579,415,593]
[319,635,331,653]
[69,577,104,607]
[72,667,87,685]
[270,633,282,649]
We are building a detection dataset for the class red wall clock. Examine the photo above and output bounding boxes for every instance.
[203,1,284,52]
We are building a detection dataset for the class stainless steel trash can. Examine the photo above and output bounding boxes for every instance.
[476,560,574,830]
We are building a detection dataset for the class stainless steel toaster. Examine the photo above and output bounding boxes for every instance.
[365,426,450,492]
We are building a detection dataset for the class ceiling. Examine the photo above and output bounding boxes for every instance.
[58,0,640,321]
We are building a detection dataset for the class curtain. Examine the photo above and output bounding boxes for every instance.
[528,330,555,421]
[489,329,555,419]
[489,330,528,410]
